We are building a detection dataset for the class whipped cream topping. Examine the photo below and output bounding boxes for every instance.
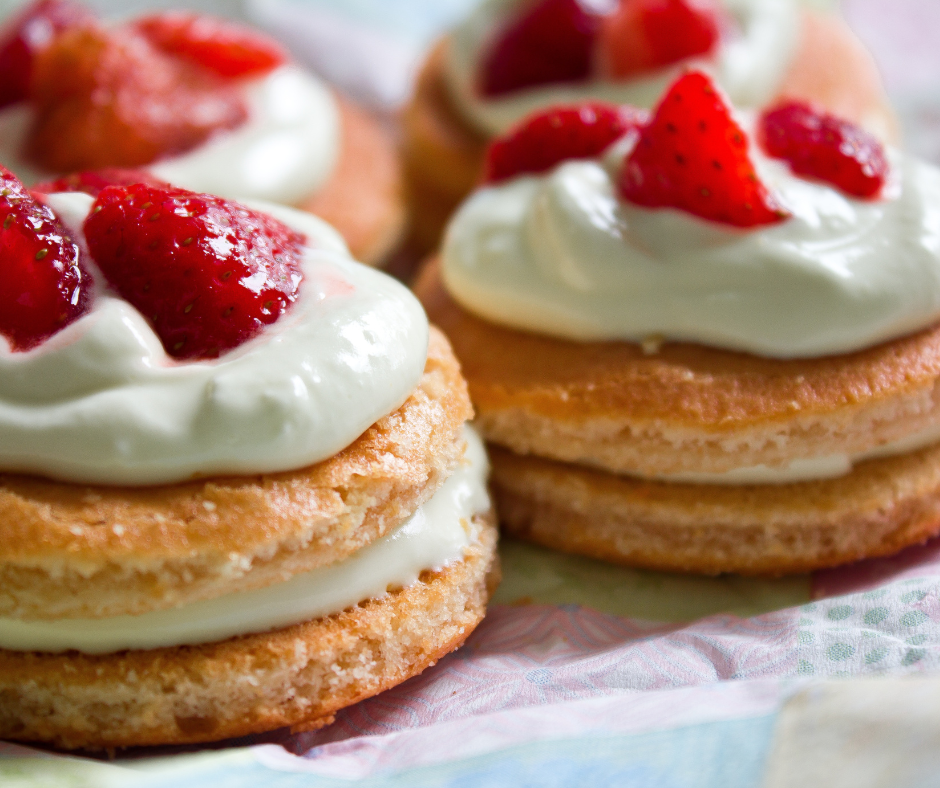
[0,65,340,206]
[445,0,799,135]
[0,193,429,485]
[442,143,940,359]
[0,427,490,654]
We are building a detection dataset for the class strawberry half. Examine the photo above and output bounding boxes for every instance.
[0,0,94,109]
[27,25,248,172]
[33,168,170,198]
[483,102,649,184]
[619,71,789,228]
[480,0,603,96]
[84,185,305,360]
[597,0,723,80]
[759,101,888,199]
[133,12,286,80]
[0,166,90,351]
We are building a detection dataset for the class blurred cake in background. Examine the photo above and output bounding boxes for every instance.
[0,0,405,265]
[403,0,896,253]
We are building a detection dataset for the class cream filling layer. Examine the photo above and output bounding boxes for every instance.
[0,427,490,655]
[0,65,340,206]
[651,421,940,485]
[445,0,799,136]
[0,194,429,485]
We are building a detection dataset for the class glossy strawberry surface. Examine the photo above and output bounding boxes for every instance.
[134,12,286,79]
[0,0,93,109]
[0,166,89,351]
[480,0,603,96]
[33,168,170,198]
[619,71,788,228]
[483,102,648,183]
[27,25,247,172]
[759,101,888,199]
[84,184,304,360]
[598,0,722,79]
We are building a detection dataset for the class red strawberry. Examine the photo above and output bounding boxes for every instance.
[133,12,286,79]
[33,168,170,198]
[0,0,94,109]
[481,0,603,97]
[0,166,90,351]
[597,0,723,79]
[483,102,648,183]
[619,71,789,228]
[759,101,888,199]
[27,25,248,172]
[84,184,304,360]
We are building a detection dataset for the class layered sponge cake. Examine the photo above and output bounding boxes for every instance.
[403,0,896,253]
[417,71,940,575]
[0,0,404,265]
[0,169,497,748]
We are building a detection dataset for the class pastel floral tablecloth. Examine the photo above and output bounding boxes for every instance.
[5,0,940,785]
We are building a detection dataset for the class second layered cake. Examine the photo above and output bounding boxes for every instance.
[418,72,940,575]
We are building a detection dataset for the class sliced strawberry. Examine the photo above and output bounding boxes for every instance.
[84,184,304,360]
[597,0,723,80]
[133,12,286,80]
[27,25,247,172]
[619,71,788,228]
[0,0,94,109]
[483,102,648,184]
[0,166,90,351]
[481,0,603,97]
[759,101,888,199]
[33,168,170,198]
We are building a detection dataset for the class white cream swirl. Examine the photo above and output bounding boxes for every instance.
[0,427,490,654]
[0,193,429,485]
[0,65,340,206]
[445,0,799,136]
[442,146,940,359]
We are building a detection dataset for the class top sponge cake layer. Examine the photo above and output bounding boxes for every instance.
[417,261,940,477]
[0,327,472,622]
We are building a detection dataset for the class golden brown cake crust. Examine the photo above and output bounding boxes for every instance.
[0,327,473,621]
[415,260,940,477]
[0,514,499,750]
[491,446,940,576]
[402,11,898,254]
[303,97,406,266]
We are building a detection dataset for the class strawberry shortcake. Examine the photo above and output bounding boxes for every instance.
[417,71,940,576]
[0,169,497,748]
[0,0,404,266]
[403,0,895,253]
